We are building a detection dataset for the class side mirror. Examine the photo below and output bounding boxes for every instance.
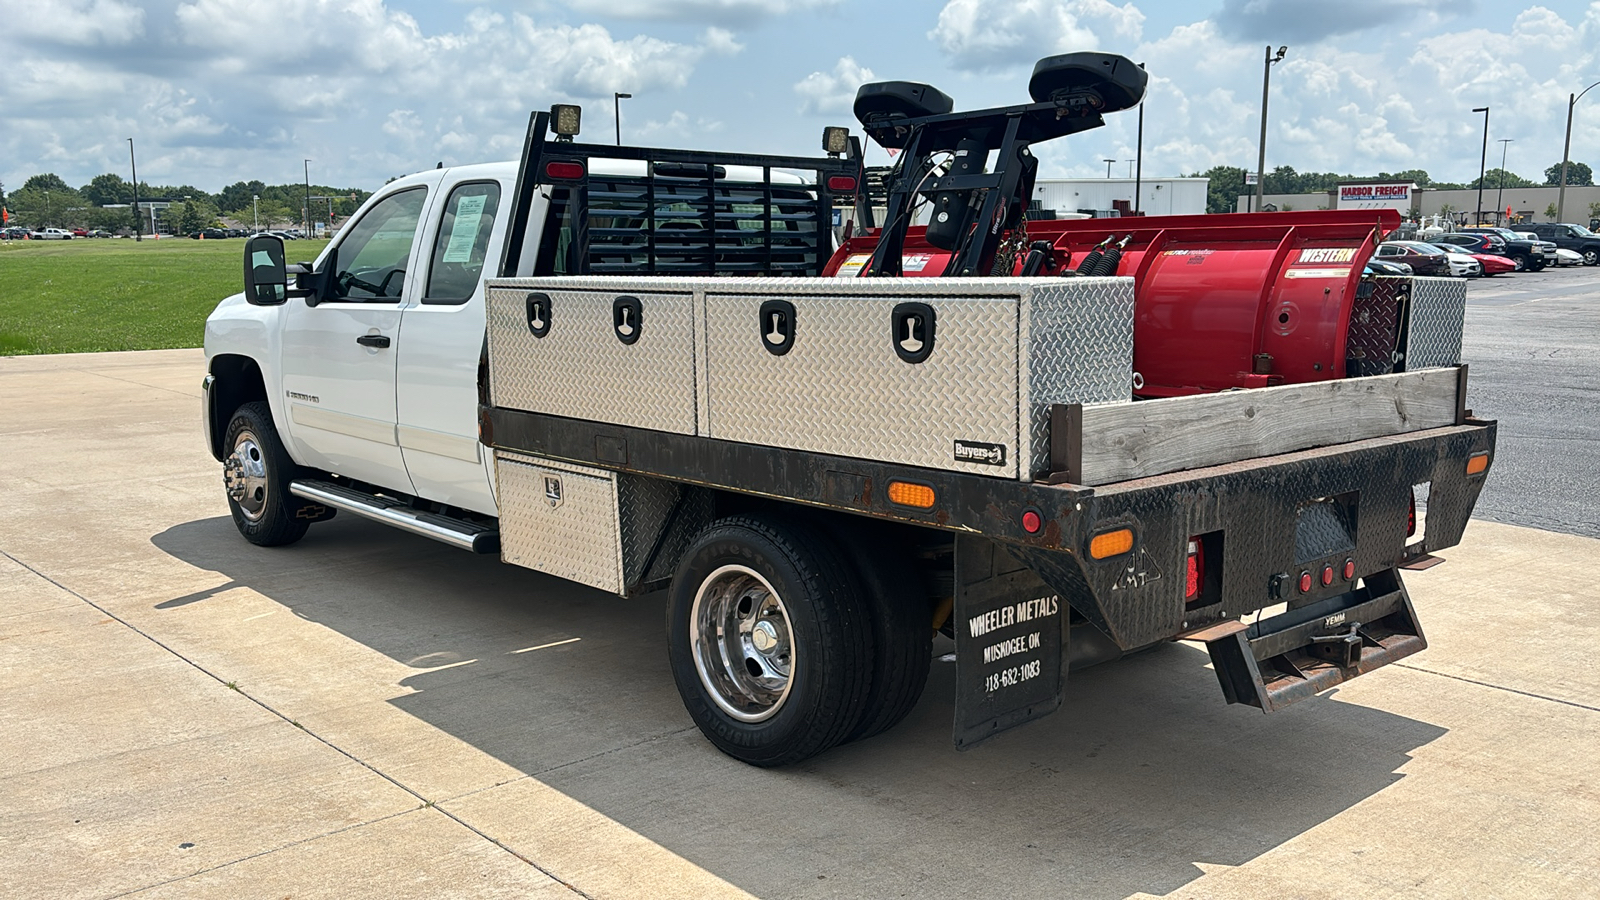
[243,234,287,305]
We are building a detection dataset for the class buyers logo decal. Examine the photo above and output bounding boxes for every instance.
[953,440,1007,467]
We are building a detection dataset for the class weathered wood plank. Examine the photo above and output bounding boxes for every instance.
[1070,368,1461,486]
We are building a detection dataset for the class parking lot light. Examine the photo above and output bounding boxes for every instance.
[1472,107,1489,225]
[1496,139,1513,226]
[1256,45,1287,211]
[1558,81,1600,222]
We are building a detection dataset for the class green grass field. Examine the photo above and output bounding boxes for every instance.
[0,236,330,355]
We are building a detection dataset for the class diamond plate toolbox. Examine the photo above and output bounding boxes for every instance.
[1405,276,1465,370]
[486,284,697,435]
[700,277,1132,479]
[486,276,1133,479]
[495,451,692,595]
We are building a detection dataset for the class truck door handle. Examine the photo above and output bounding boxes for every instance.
[356,334,391,348]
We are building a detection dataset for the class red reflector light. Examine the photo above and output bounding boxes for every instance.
[1021,509,1042,534]
[827,175,857,192]
[1407,494,1416,537]
[1185,538,1202,600]
[1321,565,1334,586]
[1343,559,1355,580]
[1298,571,1313,593]
[544,160,585,180]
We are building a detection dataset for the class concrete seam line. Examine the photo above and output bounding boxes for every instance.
[1392,662,1600,714]
[437,724,703,807]
[0,549,599,900]
[83,369,201,399]
[100,807,419,898]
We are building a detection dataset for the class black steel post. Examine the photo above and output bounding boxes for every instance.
[127,137,141,241]
[303,159,312,237]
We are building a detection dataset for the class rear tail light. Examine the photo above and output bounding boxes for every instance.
[1407,494,1417,537]
[1343,559,1356,580]
[1299,571,1313,593]
[826,175,858,193]
[544,160,585,180]
[1185,538,1203,600]
[1321,565,1334,586]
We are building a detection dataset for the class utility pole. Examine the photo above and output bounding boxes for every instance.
[1256,45,1287,211]
[128,138,141,241]
[1472,107,1489,225]
[253,194,259,233]
[1558,81,1600,222]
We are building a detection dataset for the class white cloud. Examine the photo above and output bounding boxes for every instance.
[3,0,145,45]
[929,0,1144,72]
[793,56,874,115]
[563,0,839,25]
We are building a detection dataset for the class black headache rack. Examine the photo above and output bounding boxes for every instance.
[497,110,861,280]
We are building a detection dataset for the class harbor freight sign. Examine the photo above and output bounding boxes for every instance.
[1338,182,1416,211]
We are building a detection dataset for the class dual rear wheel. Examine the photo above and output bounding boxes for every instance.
[667,514,931,767]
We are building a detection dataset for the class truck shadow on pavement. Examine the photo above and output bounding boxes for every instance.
[154,513,1446,900]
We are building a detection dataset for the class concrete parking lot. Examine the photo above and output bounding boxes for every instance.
[3,274,1599,897]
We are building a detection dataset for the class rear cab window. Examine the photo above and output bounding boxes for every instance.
[424,181,502,304]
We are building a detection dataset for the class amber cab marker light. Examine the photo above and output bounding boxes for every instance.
[1089,528,1134,560]
[886,480,936,509]
[1466,452,1490,475]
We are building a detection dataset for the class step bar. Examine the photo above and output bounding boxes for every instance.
[1186,569,1424,712]
[289,479,500,554]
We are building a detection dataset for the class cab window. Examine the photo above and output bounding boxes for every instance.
[327,187,427,302]
[424,181,501,304]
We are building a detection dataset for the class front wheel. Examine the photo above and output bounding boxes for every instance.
[222,401,311,546]
[667,515,871,767]
[1584,248,1599,266]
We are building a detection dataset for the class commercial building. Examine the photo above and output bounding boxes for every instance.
[1034,177,1208,218]
[1235,180,1600,225]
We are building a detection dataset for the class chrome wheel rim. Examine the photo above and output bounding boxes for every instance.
[691,564,795,723]
[224,430,269,522]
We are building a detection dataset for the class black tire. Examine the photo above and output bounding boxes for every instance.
[1584,248,1599,266]
[222,401,310,547]
[1530,259,1547,272]
[1512,256,1526,272]
[667,514,872,767]
[836,525,932,744]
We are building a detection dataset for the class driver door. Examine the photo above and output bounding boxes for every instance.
[279,181,437,492]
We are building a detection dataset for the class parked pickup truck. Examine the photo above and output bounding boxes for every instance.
[204,52,1495,766]
[1525,222,1600,266]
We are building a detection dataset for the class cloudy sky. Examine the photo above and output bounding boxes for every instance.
[2,0,1597,195]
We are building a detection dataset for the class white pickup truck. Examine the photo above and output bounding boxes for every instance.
[204,54,1495,767]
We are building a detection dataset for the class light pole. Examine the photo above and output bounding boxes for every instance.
[1103,158,1115,178]
[1472,107,1489,225]
[614,92,632,145]
[1558,80,1600,222]
[44,191,50,227]
[1255,44,1287,211]
[303,159,312,237]
[1125,159,1136,178]
[252,194,259,233]
[1495,138,1513,225]
[1134,90,1144,213]
[127,137,141,241]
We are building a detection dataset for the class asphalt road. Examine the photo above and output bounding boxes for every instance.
[1460,263,1600,537]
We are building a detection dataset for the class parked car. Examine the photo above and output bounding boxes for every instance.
[1373,240,1451,275]
[32,227,74,240]
[1433,245,1482,277]
[1428,238,1513,276]
[1524,222,1600,266]
[1364,258,1413,276]
[2,226,31,240]
[189,228,231,240]
[1553,247,1584,266]
[1456,227,1549,270]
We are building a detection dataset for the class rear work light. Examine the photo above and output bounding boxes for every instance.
[544,160,585,181]
[1089,528,1134,559]
[886,480,936,509]
[827,175,858,193]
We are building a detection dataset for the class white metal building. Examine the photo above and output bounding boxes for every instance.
[1032,177,1208,218]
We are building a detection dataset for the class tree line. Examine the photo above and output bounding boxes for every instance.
[0,173,373,233]
[1192,161,1595,214]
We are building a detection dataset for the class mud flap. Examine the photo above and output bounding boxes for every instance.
[953,535,1066,749]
